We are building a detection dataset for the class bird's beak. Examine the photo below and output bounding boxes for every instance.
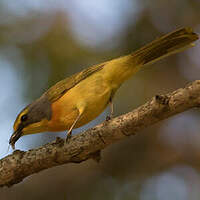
[9,127,23,150]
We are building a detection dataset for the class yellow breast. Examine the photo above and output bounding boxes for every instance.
[48,72,112,132]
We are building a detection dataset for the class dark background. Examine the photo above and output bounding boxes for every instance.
[0,0,200,199]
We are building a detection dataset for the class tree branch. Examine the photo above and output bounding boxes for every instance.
[1,80,200,187]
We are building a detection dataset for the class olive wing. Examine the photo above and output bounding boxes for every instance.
[46,63,106,102]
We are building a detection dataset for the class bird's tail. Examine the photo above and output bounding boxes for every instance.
[103,27,198,86]
[132,27,198,67]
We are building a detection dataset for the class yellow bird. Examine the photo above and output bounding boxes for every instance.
[9,27,198,149]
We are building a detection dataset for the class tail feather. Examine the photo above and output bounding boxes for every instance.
[132,27,199,66]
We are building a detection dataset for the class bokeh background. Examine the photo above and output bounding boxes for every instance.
[0,0,200,199]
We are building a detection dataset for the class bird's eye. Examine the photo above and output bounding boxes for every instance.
[21,114,28,122]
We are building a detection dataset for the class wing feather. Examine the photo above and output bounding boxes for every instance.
[46,63,105,102]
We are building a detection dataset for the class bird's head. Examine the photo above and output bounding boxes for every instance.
[9,95,52,149]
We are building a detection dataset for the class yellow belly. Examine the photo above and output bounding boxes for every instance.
[48,73,112,131]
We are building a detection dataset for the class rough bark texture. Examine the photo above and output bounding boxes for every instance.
[1,80,200,187]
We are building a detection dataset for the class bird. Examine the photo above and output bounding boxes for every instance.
[9,27,199,149]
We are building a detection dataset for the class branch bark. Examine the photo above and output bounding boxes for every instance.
[1,80,200,187]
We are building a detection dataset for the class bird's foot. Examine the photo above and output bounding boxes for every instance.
[106,113,114,121]
[65,131,72,142]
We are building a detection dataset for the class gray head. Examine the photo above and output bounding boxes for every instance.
[9,94,52,149]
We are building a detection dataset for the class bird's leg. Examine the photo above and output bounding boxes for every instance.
[106,98,114,121]
[66,106,85,141]
[66,112,82,141]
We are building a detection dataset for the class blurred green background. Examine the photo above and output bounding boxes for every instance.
[0,0,200,199]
